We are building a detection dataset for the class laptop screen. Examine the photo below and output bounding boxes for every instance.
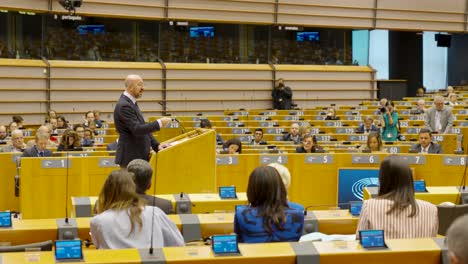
[359,230,385,248]
[55,240,83,261]
[219,186,237,199]
[414,180,426,192]
[0,211,12,227]
[349,201,363,216]
[212,235,239,254]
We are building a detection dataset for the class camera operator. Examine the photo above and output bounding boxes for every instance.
[379,100,399,142]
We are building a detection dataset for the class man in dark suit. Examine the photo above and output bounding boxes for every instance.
[127,159,173,214]
[22,132,53,157]
[114,75,171,167]
[356,116,380,134]
[250,128,267,145]
[409,128,443,154]
[272,78,293,110]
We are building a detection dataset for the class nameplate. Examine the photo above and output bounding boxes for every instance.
[344,111,352,115]
[401,155,426,164]
[261,111,277,116]
[387,146,401,154]
[314,116,326,120]
[432,135,445,142]
[23,130,32,137]
[267,128,285,134]
[409,115,425,121]
[238,136,252,142]
[284,116,301,121]
[98,157,118,168]
[336,128,354,134]
[259,122,277,127]
[167,122,180,129]
[458,122,468,127]
[67,152,89,157]
[310,128,320,134]
[406,127,421,134]
[316,135,331,141]
[351,155,379,164]
[94,137,104,144]
[400,101,412,106]
[227,122,242,127]
[95,129,107,135]
[457,110,467,115]
[260,155,288,164]
[443,156,466,166]
[193,123,200,128]
[232,111,248,116]
[101,123,109,129]
[345,116,361,121]
[216,155,239,165]
[221,116,232,121]
[41,159,71,168]
[360,106,368,110]
[399,121,409,127]
[325,121,342,127]
[305,154,334,164]
[191,117,201,122]
[252,116,269,121]
[400,110,410,115]
[452,128,461,134]
[372,111,381,115]
[232,128,250,134]
[348,135,367,141]
[274,135,284,141]
[290,111,304,116]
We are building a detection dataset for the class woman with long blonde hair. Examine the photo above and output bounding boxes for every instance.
[91,169,184,249]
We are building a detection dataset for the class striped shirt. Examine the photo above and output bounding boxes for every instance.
[356,198,438,239]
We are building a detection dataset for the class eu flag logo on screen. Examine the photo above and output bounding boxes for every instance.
[338,169,379,208]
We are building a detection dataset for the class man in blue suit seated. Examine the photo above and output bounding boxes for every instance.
[356,116,380,134]
[22,132,53,157]
[409,128,442,154]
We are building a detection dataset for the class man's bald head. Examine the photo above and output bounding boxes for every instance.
[125,74,144,99]
[37,125,50,135]
[0,125,6,140]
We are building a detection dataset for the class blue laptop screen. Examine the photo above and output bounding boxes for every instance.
[212,235,239,254]
[219,186,237,199]
[350,201,363,216]
[414,180,426,192]
[0,211,12,227]
[55,240,83,260]
[359,230,385,248]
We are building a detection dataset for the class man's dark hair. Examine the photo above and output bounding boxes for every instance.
[73,124,84,131]
[255,128,263,134]
[127,159,153,194]
[419,128,432,136]
[200,119,212,129]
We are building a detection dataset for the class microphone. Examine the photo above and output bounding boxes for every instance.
[64,149,70,224]
[172,118,186,134]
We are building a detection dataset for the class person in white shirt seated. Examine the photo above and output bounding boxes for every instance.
[90,170,184,249]
[409,128,442,154]
[446,93,459,106]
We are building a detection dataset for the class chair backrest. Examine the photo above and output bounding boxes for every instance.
[437,204,468,235]
[0,240,53,253]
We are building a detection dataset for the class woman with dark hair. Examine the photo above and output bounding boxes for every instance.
[380,100,399,142]
[356,155,438,239]
[234,166,304,243]
[57,130,81,151]
[361,132,386,153]
[223,138,242,154]
[295,134,321,153]
[56,115,69,129]
[90,170,184,249]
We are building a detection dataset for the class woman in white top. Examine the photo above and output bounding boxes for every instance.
[447,93,459,106]
[356,155,438,239]
[91,170,184,249]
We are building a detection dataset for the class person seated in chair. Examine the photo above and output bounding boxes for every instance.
[324,107,340,120]
[360,132,387,153]
[57,130,82,151]
[1,129,25,153]
[22,132,53,157]
[409,128,442,154]
[356,116,380,134]
[282,123,300,144]
[411,99,427,115]
[234,166,304,243]
[200,119,223,145]
[251,128,267,145]
[295,134,322,153]
[222,138,242,154]
[446,214,468,264]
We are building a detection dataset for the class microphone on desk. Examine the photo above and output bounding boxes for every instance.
[171,118,186,134]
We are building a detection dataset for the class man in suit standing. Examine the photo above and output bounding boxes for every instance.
[127,159,173,214]
[114,74,171,167]
[272,78,293,110]
[22,132,53,157]
[424,95,454,134]
[409,128,442,154]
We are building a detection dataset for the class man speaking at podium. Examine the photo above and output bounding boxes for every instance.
[114,74,171,167]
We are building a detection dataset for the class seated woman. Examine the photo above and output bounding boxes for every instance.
[360,132,387,153]
[56,115,69,129]
[91,170,184,249]
[295,134,322,153]
[222,138,242,154]
[57,130,81,151]
[235,166,304,243]
[356,155,438,239]
[324,107,340,120]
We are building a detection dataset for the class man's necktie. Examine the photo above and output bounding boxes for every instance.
[39,151,44,157]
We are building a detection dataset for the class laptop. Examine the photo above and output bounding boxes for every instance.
[219,186,237,199]
[0,211,12,228]
[55,240,84,262]
[349,201,363,216]
[414,180,427,193]
[211,234,241,256]
[359,230,387,249]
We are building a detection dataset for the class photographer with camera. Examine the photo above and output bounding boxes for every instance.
[379,100,399,142]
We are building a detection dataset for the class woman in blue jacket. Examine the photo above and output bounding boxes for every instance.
[234,166,304,243]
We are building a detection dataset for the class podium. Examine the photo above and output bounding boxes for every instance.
[150,129,217,194]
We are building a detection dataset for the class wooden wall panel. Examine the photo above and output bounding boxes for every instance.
[0,0,48,12]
